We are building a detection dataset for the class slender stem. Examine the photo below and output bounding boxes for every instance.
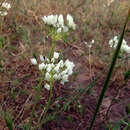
[38,74,53,130]
[29,79,43,126]
[89,9,130,130]
[48,41,56,59]
[0,17,3,34]
[89,47,92,80]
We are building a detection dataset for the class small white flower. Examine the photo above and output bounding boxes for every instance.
[45,72,50,81]
[40,55,45,62]
[62,74,68,81]
[122,45,130,53]
[57,28,62,33]
[91,40,95,44]
[58,60,64,67]
[56,74,61,80]
[64,60,69,66]
[67,68,73,75]
[54,64,60,73]
[30,58,37,65]
[65,59,71,67]
[109,36,129,53]
[51,58,55,63]
[67,14,74,24]
[88,45,92,48]
[84,41,88,45]
[109,39,113,47]
[52,15,58,26]
[44,83,50,91]
[60,80,65,85]
[53,52,59,59]
[0,11,8,16]
[58,14,64,27]
[45,57,50,62]
[53,74,58,80]
[122,39,127,45]
[46,64,52,72]
[39,63,46,70]
[71,23,76,30]
[42,16,48,24]
[63,26,69,32]
[2,2,11,10]
[60,74,68,85]
[61,70,67,75]
[67,14,76,30]
[114,36,118,41]
[51,63,55,68]
[47,15,53,25]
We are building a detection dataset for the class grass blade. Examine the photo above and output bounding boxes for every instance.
[4,112,13,130]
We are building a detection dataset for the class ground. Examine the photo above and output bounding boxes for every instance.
[0,0,130,130]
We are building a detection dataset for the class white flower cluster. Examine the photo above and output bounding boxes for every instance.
[109,36,130,53]
[0,2,11,16]
[30,52,75,90]
[42,14,76,33]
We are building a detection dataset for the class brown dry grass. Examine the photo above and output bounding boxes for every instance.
[0,0,130,129]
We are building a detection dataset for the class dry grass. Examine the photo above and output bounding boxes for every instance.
[0,0,130,129]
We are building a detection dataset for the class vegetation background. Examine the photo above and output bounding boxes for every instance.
[0,0,130,129]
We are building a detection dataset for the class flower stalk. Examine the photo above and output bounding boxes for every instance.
[88,47,92,80]
[29,78,43,127]
[0,17,3,34]
[48,41,56,59]
[38,74,53,130]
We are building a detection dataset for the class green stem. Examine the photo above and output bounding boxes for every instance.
[29,79,43,126]
[89,9,130,130]
[0,17,3,34]
[38,74,53,130]
[48,41,56,59]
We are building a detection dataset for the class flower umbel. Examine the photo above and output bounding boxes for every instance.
[109,36,130,53]
[42,14,76,34]
[30,52,75,90]
[0,2,11,16]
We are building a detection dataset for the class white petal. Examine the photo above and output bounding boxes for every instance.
[40,55,45,62]
[30,58,37,65]
[53,74,58,80]
[58,14,64,27]
[53,52,59,59]
[2,2,11,10]
[122,45,130,53]
[63,26,69,32]
[58,60,64,67]
[54,65,60,73]
[0,11,8,16]
[91,40,95,44]
[51,58,55,63]
[57,28,62,33]
[46,64,52,72]
[39,63,46,70]
[67,14,76,30]
[45,72,50,81]
[44,83,50,91]
[67,14,73,23]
